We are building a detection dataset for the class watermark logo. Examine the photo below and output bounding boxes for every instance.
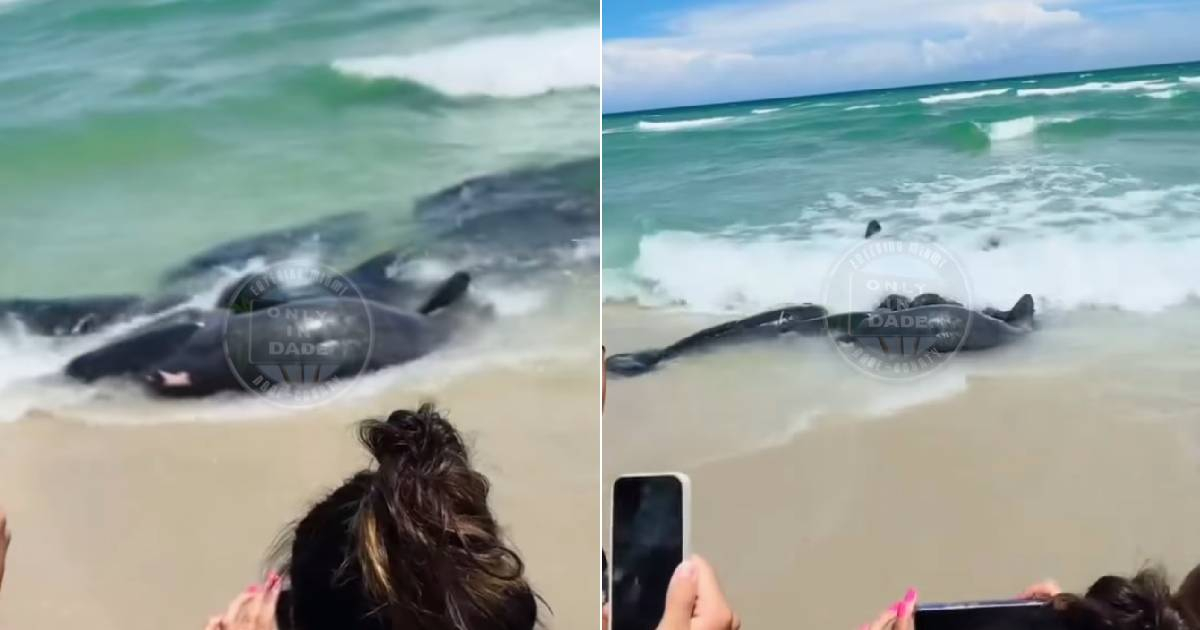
[221,263,374,407]
[821,238,972,380]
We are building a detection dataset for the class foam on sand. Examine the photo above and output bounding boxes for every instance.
[919,88,1009,104]
[331,26,599,98]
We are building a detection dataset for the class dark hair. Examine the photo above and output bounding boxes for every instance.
[276,404,538,630]
[1052,565,1200,630]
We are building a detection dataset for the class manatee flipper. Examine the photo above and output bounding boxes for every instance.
[605,350,666,376]
[865,220,881,239]
[1004,294,1035,327]
[418,272,471,315]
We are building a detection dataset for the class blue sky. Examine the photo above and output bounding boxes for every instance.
[603,0,1200,112]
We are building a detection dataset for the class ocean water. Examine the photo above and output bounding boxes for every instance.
[603,62,1200,453]
[603,62,1200,316]
[0,0,599,421]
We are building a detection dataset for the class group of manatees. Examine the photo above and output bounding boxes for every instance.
[0,158,598,397]
[606,220,1037,376]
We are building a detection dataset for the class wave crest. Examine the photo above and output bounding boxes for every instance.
[1017,79,1175,97]
[637,116,734,132]
[331,26,599,98]
[919,88,1009,104]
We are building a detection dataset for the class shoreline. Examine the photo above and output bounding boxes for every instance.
[604,304,1200,628]
[0,359,600,630]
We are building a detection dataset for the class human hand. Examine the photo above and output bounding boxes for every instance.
[0,506,10,596]
[657,555,741,630]
[861,588,918,630]
[204,572,282,630]
[1020,580,1062,601]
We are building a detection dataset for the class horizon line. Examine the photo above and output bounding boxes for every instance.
[603,57,1200,116]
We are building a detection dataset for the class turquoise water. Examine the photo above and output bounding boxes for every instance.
[603,62,1200,315]
[0,0,598,420]
[0,0,598,295]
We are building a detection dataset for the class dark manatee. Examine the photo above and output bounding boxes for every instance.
[846,294,1034,353]
[160,211,368,285]
[605,304,829,376]
[64,309,214,383]
[606,294,1036,376]
[411,157,599,264]
[0,294,187,337]
[112,273,472,398]
[877,294,911,311]
[865,220,882,239]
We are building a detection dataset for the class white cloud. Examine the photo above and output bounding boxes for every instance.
[603,0,1200,111]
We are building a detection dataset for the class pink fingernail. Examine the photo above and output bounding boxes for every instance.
[675,559,696,579]
[248,585,259,594]
[904,588,918,604]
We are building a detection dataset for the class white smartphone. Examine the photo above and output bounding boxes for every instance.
[609,472,692,630]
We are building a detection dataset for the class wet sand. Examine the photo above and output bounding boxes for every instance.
[0,360,599,630]
[604,303,1200,629]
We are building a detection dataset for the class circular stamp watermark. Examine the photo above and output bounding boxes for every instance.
[821,238,972,380]
[221,263,374,408]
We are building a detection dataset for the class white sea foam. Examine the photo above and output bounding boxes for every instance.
[845,104,882,111]
[331,26,599,98]
[1142,89,1181,100]
[636,116,735,132]
[1180,76,1200,84]
[1017,79,1175,97]
[919,88,1009,104]
[751,108,780,114]
[977,115,1079,141]
[611,229,1200,316]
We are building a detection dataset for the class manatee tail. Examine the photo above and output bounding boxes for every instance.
[418,271,471,315]
[605,350,665,376]
[1005,294,1035,326]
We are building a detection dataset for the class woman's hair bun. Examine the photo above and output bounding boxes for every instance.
[358,403,469,473]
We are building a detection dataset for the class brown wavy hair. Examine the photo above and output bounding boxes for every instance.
[1052,564,1200,630]
[273,404,538,630]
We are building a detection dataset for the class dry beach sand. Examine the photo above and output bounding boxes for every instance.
[0,358,599,630]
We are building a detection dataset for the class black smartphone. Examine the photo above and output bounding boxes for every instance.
[916,600,1065,630]
[610,473,692,630]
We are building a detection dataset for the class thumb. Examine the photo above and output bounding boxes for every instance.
[658,559,699,630]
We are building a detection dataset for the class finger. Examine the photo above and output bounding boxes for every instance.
[731,612,742,630]
[657,558,700,630]
[866,607,898,630]
[602,604,611,630]
[690,555,734,622]
[238,587,265,625]
[257,574,283,629]
[894,588,918,630]
[204,616,224,630]
[1020,580,1062,600]
[224,590,256,625]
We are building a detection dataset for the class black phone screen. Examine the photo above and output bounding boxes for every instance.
[916,601,1067,630]
[611,475,685,630]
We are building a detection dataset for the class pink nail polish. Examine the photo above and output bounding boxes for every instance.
[248,585,259,594]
